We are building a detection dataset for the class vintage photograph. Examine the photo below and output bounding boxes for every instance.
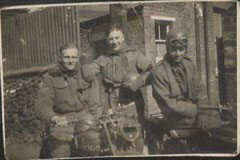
[0,1,238,159]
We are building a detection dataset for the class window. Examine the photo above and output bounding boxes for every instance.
[154,21,172,42]
[151,16,175,58]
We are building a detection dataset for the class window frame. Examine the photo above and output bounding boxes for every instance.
[151,15,176,58]
[151,15,176,42]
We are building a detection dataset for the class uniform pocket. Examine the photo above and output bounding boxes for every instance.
[52,78,69,104]
[52,78,68,89]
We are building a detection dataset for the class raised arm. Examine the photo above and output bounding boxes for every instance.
[82,55,107,82]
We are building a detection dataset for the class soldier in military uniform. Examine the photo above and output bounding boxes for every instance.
[149,28,223,153]
[83,24,152,117]
[151,29,202,129]
[82,24,152,153]
[35,43,100,158]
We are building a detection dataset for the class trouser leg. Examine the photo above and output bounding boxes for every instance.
[48,138,71,158]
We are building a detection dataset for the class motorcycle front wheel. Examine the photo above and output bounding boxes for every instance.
[116,131,144,155]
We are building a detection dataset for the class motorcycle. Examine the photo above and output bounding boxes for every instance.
[39,103,144,158]
[73,108,144,157]
[146,104,237,154]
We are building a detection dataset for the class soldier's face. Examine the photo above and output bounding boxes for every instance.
[60,48,80,71]
[168,46,186,63]
[108,30,125,53]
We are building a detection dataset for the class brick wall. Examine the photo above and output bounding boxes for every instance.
[127,13,146,54]
[142,2,197,62]
[221,4,237,112]
[80,15,110,59]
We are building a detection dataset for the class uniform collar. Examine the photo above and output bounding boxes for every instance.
[59,63,80,78]
[164,54,186,67]
[108,43,136,56]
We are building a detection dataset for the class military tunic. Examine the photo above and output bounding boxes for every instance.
[87,45,151,117]
[151,57,202,128]
[35,65,99,158]
[90,46,151,86]
[35,65,99,123]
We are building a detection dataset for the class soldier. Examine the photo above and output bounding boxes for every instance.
[82,24,153,153]
[35,43,100,158]
[151,29,201,128]
[149,28,222,153]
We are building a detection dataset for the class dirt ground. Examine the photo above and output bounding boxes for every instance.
[5,143,41,160]
[4,141,148,159]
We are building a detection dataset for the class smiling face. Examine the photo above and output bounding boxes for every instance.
[107,29,125,53]
[60,48,80,71]
[165,29,188,63]
[167,45,187,63]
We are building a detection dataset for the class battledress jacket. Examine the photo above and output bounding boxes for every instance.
[85,45,152,118]
[88,45,152,86]
[151,57,202,128]
[35,65,99,124]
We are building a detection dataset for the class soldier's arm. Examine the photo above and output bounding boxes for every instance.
[35,74,56,123]
[136,51,153,73]
[127,51,153,89]
[122,51,153,92]
[152,69,197,118]
[82,56,106,82]
[87,79,100,106]
[87,79,102,115]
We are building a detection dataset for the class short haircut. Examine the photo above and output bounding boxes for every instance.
[107,23,123,35]
[58,43,80,57]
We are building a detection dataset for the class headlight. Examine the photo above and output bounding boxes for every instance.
[119,118,141,142]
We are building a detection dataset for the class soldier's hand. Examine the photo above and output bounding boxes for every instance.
[123,77,144,92]
[82,64,96,82]
[122,72,145,92]
[51,116,68,127]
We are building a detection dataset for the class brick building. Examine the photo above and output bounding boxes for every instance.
[80,2,237,112]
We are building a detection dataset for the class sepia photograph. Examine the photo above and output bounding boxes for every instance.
[0,0,239,159]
